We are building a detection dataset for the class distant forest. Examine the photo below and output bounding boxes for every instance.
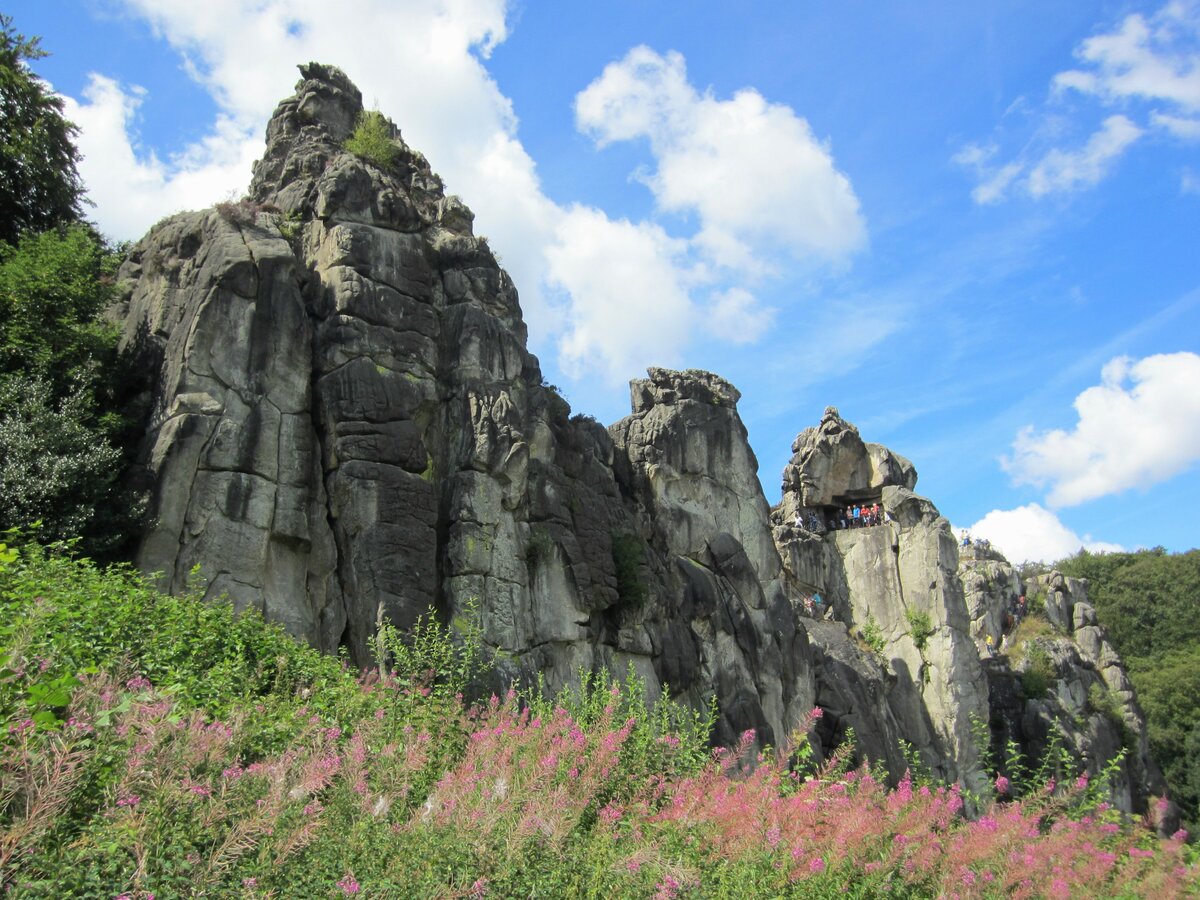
[1051,548,1200,833]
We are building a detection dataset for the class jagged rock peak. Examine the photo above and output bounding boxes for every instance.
[247,63,464,237]
[630,367,741,414]
[782,408,917,510]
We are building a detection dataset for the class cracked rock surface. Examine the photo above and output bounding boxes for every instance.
[118,65,1162,808]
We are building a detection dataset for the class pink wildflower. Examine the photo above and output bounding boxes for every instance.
[125,675,151,691]
[336,874,361,894]
[116,795,140,808]
[994,775,1010,795]
[1075,773,1089,790]
[470,877,488,897]
[809,857,826,874]
[1172,828,1189,842]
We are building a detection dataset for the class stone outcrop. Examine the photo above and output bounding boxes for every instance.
[772,409,988,790]
[117,64,1163,810]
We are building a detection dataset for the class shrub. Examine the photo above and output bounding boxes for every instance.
[857,612,886,655]
[1021,643,1057,700]
[1,544,1196,897]
[611,532,646,607]
[904,607,934,652]
[343,110,399,169]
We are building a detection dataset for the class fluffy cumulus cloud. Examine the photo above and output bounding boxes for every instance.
[60,3,863,387]
[62,75,261,240]
[575,47,866,270]
[545,206,694,379]
[60,0,567,332]
[1003,352,1200,506]
[968,504,1123,564]
[960,0,1200,202]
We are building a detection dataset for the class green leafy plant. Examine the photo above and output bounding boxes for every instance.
[610,532,646,607]
[904,607,934,652]
[1021,643,1056,700]
[343,109,399,169]
[857,612,886,655]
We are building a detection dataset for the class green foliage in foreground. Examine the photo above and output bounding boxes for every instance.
[344,110,399,169]
[1,544,1197,898]
[1056,548,1200,835]
[0,217,143,557]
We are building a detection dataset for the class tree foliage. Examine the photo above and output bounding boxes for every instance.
[0,17,143,558]
[0,15,85,245]
[343,109,399,169]
[1057,547,1200,833]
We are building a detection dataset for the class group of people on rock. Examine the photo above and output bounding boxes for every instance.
[982,593,1028,657]
[831,502,885,530]
[799,591,828,619]
[960,532,992,552]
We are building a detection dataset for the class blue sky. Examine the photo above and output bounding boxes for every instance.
[11,0,1200,562]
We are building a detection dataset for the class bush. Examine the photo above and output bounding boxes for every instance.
[858,612,886,655]
[611,532,646,607]
[904,607,934,652]
[343,110,399,169]
[1,544,1196,897]
[1021,644,1056,700]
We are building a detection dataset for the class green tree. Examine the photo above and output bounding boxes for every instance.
[0,375,126,547]
[1057,547,1200,833]
[0,14,85,245]
[0,224,120,393]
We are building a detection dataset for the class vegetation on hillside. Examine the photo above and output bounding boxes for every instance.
[1,543,1196,898]
[1054,548,1200,836]
[0,18,143,558]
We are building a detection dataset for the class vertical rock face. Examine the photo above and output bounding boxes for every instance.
[118,64,810,751]
[773,408,987,788]
[119,64,1161,807]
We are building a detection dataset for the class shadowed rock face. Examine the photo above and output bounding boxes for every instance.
[118,64,1160,806]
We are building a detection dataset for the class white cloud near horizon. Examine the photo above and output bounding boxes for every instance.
[58,3,864,388]
[575,47,866,270]
[968,504,1124,564]
[959,0,1200,203]
[1003,351,1200,506]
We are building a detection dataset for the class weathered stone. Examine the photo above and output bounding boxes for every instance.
[118,64,1163,815]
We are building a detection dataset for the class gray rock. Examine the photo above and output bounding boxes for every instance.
[118,64,1163,814]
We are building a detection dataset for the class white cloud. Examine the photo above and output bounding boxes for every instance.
[1026,114,1143,197]
[1003,352,1200,506]
[62,74,259,240]
[1054,1,1200,112]
[545,205,694,380]
[959,1,1200,203]
[968,504,1123,565]
[1183,167,1200,193]
[61,4,861,388]
[575,46,866,269]
[704,288,775,345]
[1151,110,1200,138]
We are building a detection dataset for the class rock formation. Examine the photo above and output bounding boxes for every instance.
[116,64,1165,813]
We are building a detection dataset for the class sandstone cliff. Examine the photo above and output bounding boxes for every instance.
[116,64,1164,812]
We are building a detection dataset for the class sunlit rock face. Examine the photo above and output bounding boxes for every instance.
[117,64,813,753]
[119,64,1159,806]
[772,408,988,791]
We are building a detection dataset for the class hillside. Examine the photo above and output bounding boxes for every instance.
[1,544,1196,897]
